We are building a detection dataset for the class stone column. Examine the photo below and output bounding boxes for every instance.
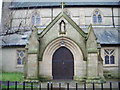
[87,53,98,77]
[24,27,39,80]
[26,53,38,79]
[98,60,103,77]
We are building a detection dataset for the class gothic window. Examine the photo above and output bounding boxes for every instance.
[59,20,66,34]
[93,10,102,24]
[93,14,97,23]
[36,15,40,25]
[31,13,40,26]
[17,50,25,65]
[105,55,109,64]
[32,16,35,25]
[104,49,115,64]
[98,15,102,23]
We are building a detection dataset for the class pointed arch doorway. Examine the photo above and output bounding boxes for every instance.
[52,47,74,80]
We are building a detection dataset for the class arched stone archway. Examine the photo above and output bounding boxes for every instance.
[52,47,74,80]
[39,37,87,79]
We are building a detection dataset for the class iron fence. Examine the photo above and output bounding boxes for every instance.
[0,81,120,90]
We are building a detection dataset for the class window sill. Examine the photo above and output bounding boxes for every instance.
[103,64,118,67]
[92,23,103,25]
[16,65,23,68]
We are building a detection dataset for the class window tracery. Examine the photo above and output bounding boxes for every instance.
[93,10,102,24]
[17,50,25,65]
[104,49,115,64]
[31,13,40,26]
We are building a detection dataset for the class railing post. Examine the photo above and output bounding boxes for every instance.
[84,82,86,90]
[15,81,17,90]
[67,83,69,90]
[101,82,103,90]
[7,81,9,90]
[92,83,95,90]
[0,81,1,90]
[23,81,25,90]
[51,82,53,90]
[118,82,120,90]
[47,82,49,90]
[110,82,112,90]
[76,83,78,90]
[39,83,41,90]
[31,82,33,90]
[59,83,61,90]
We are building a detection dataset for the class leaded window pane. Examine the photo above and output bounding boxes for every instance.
[93,15,97,23]
[98,15,102,23]
[32,16,35,25]
[36,15,40,25]
[105,55,109,64]
[17,57,22,64]
[110,50,114,54]
[105,50,109,54]
[110,55,115,64]
[20,51,24,57]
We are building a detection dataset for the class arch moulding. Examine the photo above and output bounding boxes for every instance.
[39,37,86,79]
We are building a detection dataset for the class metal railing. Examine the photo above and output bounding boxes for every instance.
[1,81,120,90]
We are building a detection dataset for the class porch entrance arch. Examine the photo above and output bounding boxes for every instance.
[41,37,84,79]
[52,47,74,80]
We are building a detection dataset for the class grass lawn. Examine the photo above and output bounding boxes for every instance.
[1,72,51,82]
[1,72,23,81]
[0,72,2,81]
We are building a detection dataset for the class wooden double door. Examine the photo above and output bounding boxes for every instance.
[52,47,74,80]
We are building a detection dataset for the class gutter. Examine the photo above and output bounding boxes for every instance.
[112,7,115,28]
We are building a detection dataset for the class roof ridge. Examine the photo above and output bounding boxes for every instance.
[10,2,120,9]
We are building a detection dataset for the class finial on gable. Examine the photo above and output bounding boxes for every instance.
[88,24,93,31]
[61,2,65,13]
[87,24,97,40]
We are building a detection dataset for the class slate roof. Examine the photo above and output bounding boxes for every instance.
[94,28,120,44]
[0,27,120,47]
[83,27,120,45]
[0,31,32,46]
[10,2,120,9]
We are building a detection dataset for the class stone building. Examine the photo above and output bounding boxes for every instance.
[0,1,120,81]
